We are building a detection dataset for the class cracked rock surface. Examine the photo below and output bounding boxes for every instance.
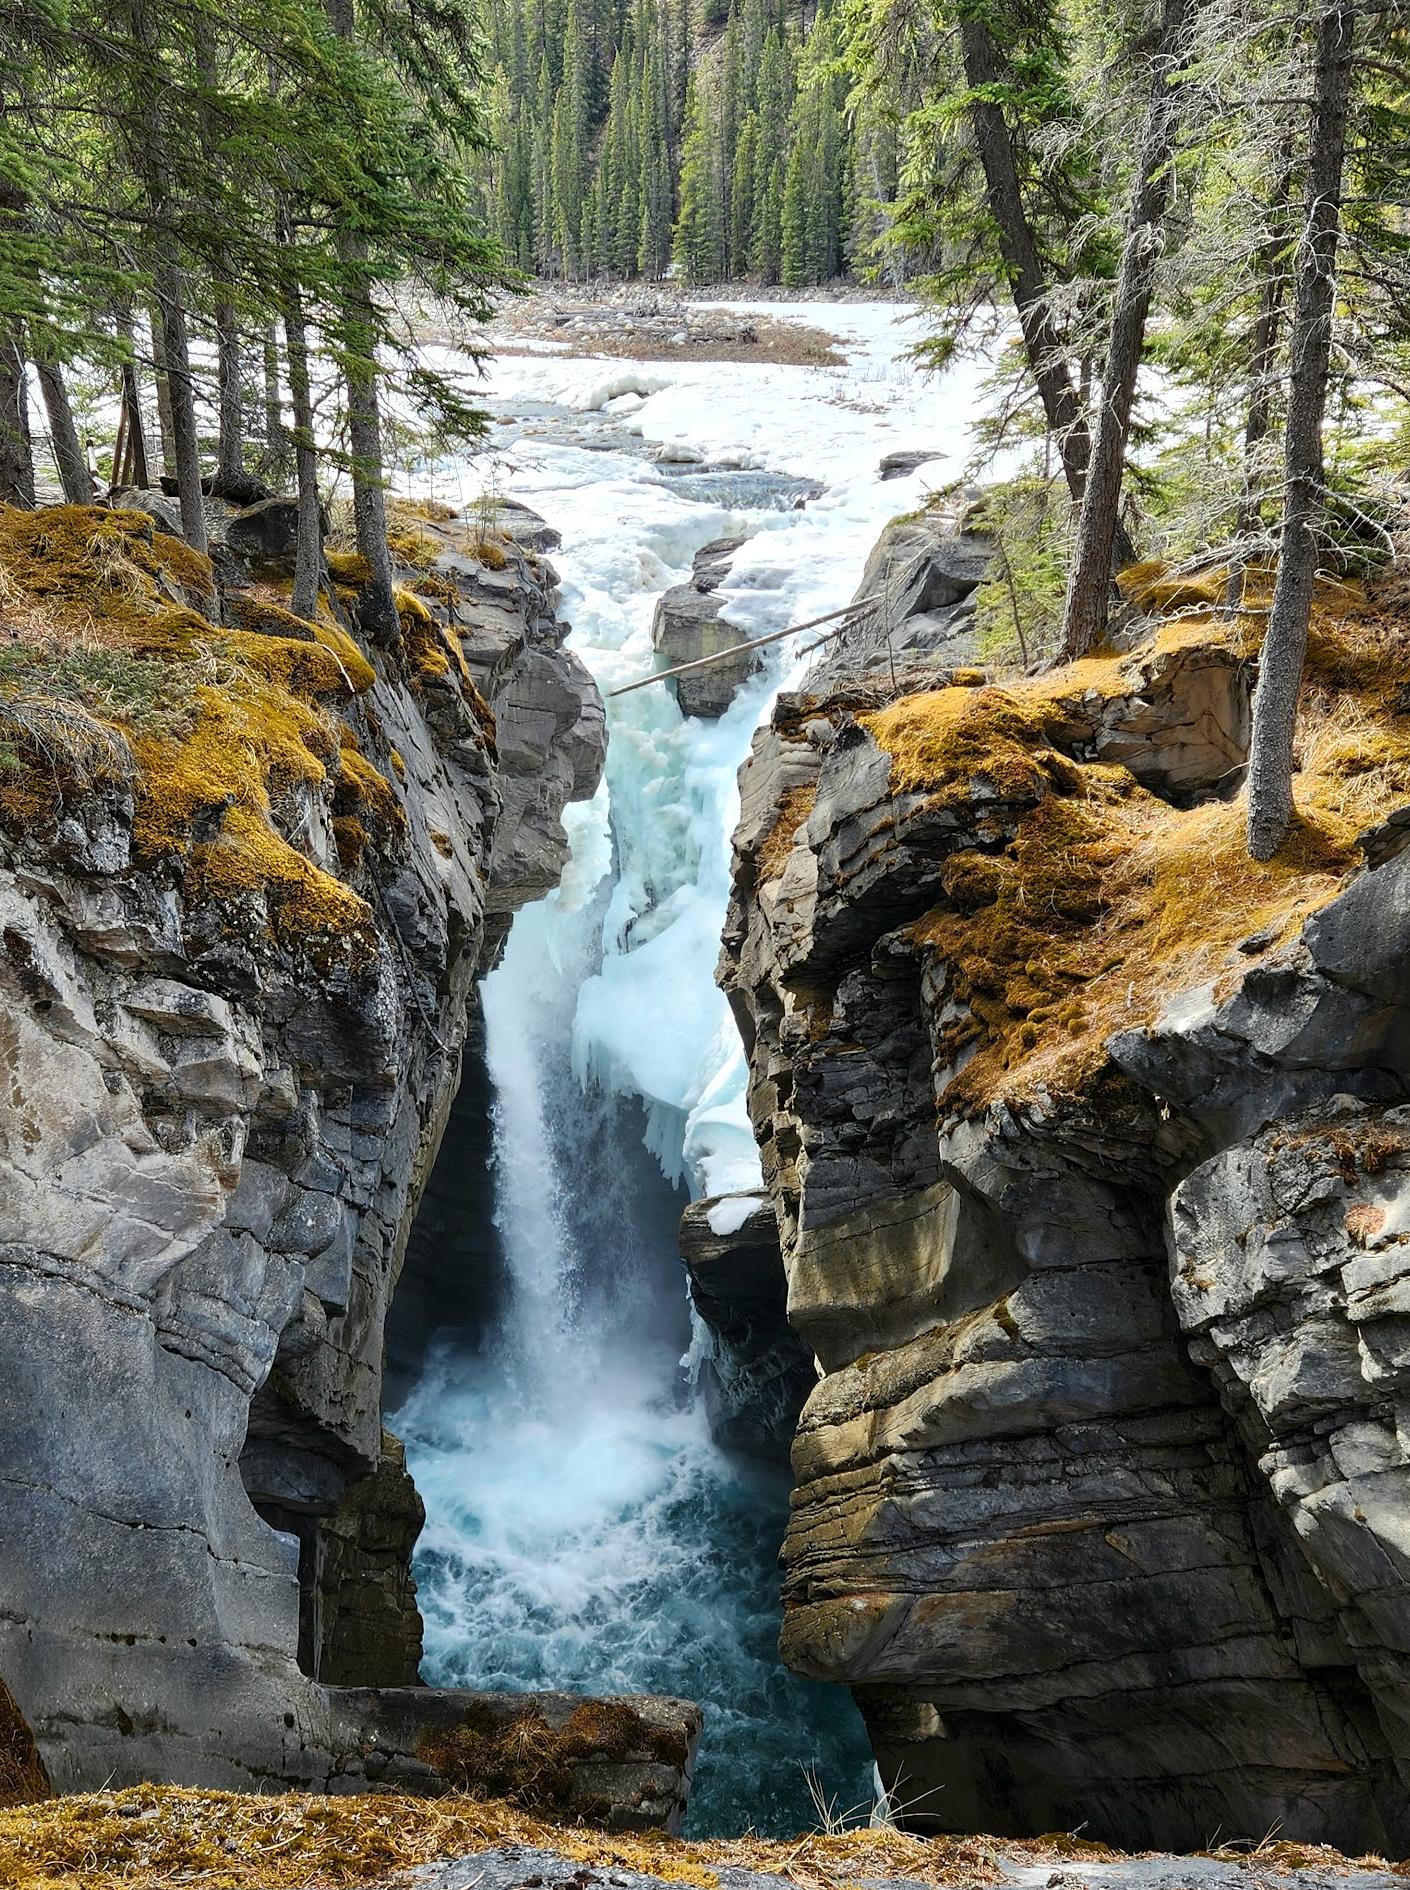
[715,522,1410,1855]
[0,501,621,1800]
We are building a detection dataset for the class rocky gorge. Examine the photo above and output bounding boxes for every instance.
[4,292,1410,1881]
[0,491,700,1828]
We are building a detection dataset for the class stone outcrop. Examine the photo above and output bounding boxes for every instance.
[652,536,757,717]
[717,528,1410,1855]
[0,496,703,1825]
[813,510,991,691]
[324,1689,701,1832]
[878,449,943,482]
[681,1193,816,1458]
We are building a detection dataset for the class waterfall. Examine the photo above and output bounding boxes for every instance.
[396,303,993,1837]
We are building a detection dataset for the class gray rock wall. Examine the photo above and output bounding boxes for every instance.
[0,502,620,1800]
[651,536,757,717]
[717,522,1410,1855]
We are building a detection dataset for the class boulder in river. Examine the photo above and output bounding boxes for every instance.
[878,448,943,481]
[651,534,758,718]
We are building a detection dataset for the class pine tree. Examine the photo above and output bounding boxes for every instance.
[672,68,725,283]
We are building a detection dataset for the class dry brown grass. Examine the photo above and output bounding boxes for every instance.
[758,784,817,881]
[5,1785,1396,1890]
[0,1786,1006,1890]
[0,1684,49,1811]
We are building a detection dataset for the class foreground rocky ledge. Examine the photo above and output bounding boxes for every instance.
[1,1786,1408,1890]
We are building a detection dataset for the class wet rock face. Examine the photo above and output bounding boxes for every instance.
[680,1194,816,1458]
[0,503,616,1802]
[651,536,756,718]
[719,541,1410,1855]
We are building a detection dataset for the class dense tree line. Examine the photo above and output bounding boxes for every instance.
[475,0,908,284]
[2,0,504,630]
[852,0,1410,852]
[6,0,1410,857]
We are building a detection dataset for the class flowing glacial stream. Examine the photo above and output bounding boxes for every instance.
[395,303,990,1836]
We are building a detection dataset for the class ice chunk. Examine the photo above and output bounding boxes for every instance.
[706,1193,767,1238]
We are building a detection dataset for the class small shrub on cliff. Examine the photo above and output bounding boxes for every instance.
[417,1699,680,1810]
[966,478,1070,670]
[0,1684,49,1810]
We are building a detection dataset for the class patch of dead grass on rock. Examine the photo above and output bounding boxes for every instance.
[0,1785,1026,1890]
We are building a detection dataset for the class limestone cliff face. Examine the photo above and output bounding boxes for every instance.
[0,497,620,1797]
[719,532,1410,1855]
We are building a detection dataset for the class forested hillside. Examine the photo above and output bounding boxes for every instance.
[2,0,506,635]
[476,0,905,285]
[4,0,1410,847]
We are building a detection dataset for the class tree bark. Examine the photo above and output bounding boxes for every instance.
[324,0,400,642]
[959,13,1133,567]
[1225,155,1295,615]
[0,328,34,507]
[283,281,323,621]
[216,299,244,484]
[34,353,92,502]
[1061,0,1190,656]
[112,305,152,489]
[150,308,177,480]
[339,278,400,640]
[1245,0,1355,860]
[262,323,288,480]
[154,265,209,551]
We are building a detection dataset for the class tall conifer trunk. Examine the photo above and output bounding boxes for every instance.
[958,9,1133,568]
[1061,0,1190,656]
[0,328,34,507]
[325,0,400,644]
[215,303,244,486]
[34,353,91,501]
[282,261,323,621]
[149,308,177,479]
[154,262,209,551]
[1245,0,1355,859]
[1225,156,1295,616]
[263,325,285,477]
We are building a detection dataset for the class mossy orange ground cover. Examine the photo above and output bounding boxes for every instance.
[0,504,384,953]
[2,1786,1398,1890]
[0,1787,1005,1890]
[861,575,1410,1116]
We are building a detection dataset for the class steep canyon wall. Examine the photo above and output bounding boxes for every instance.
[716,527,1410,1854]
[0,496,696,1823]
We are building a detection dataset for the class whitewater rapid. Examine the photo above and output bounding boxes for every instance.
[395,303,992,1835]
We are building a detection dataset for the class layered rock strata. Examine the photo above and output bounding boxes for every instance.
[720,540,1410,1854]
[0,497,700,1825]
